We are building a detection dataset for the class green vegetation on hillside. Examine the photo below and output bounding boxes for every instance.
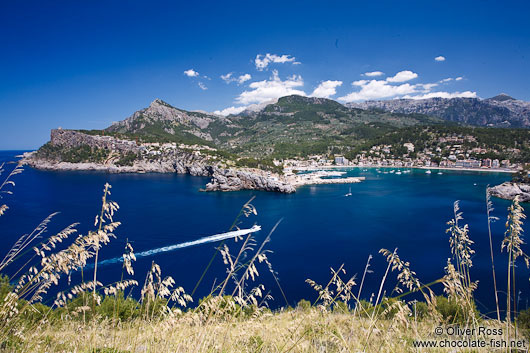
[234,157,282,173]
[32,95,530,167]
[35,142,110,163]
[343,125,530,162]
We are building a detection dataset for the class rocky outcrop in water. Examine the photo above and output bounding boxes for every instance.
[488,182,530,202]
[205,168,295,193]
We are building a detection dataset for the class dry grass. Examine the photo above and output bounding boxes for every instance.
[13,310,509,353]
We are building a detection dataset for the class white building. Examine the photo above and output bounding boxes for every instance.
[403,143,415,152]
[335,155,349,165]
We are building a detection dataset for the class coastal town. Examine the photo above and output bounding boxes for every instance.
[49,129,520,177]
[281,135,520,173]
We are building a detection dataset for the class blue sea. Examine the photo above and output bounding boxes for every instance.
[0,150,527,317]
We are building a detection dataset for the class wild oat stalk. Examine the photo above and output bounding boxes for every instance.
[191,196,257,297]
[0,162,23,202]
[486,187,501,321]
[92,183,118,309]
[352,254,372,317]
[306,265,357,312]
[0,183,122,343]
[379,248,421,295]
[140,261,192,320]
[501,195,528,337]
[445,201,478,324]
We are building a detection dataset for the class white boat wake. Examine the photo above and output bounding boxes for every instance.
[96,225,262,267]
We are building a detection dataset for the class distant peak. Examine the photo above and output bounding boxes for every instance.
[489,93,515,102]
[277,95,337,105]
[150,98,173,107]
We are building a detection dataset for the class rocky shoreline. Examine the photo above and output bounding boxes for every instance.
[488,182,530,202]
[22,129,366,194]
[22,152,369,194]
[22,152,296,193]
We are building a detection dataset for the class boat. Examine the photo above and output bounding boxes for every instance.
[344,187,352,197]
[395,171,402,175]
[425,170,432,174]
[437,172,443,175]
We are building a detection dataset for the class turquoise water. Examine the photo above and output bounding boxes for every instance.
[0,151,526,316]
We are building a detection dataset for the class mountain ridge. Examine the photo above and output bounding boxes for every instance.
[98,95,446,158]
[346,95,530,127]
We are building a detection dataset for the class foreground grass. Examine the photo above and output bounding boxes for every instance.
[7,309,506,353]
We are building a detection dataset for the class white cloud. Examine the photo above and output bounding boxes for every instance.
[238,74,252,84]
[221,72,236,83]
[221,72,234,83]
[221,72,252,84]
[184,69,199,77]
[337,70,471,102]
[213,106,247,116]
[434,56,446,62]
[310,80,343,98]
[404,91,477,99]
[338,71,475,102]
[417,83,438,91]
[198,82,207,90]
[339,80,417,102]
[353,80,368,86]
[386,70,418,83]
[338,70,421,102]
[363,71,384,77]
[439,76,465,83]
[255,53,298,71]
[236,70,306,104]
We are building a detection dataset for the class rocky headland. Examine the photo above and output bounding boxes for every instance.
[488,182,530,202]
[22,129,297,193]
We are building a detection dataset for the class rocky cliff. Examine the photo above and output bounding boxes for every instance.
[24,129,295,193]
[106,98,229,143]
[488,182,530,202]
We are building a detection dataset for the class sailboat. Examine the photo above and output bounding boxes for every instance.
[345,187,352,197]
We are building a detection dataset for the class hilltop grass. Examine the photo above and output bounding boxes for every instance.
[4,309,505,353]
[1,162,530,352]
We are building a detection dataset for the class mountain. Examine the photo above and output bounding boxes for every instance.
[101,95,443,158]
[488,93,516,102]
[346,95,530,128]
[29,94,530,173]
[105,98,230,146]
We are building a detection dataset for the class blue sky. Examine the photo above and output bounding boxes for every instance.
[1,0,529,149]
